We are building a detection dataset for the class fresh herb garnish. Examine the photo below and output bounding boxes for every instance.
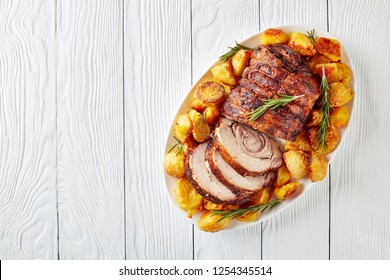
[168,136,186,156]
[219,41,254,62]
[245,94,303,122]
[195,111,207,128]
[307,29,317,42]
[211,199,283,222]
[316,66,332,150]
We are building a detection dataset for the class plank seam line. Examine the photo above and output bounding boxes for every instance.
[190,0,195,261]
[55,0,60,261]
[122,0,127,260]
[326,0,331,261]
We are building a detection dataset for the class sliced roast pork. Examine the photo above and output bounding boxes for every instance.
[214,118,283,176]
[205,143,276,194]
[185,142,248,205]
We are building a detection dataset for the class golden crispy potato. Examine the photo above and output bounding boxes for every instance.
[197,211,231,232]
[315,63,351,85]
[194,81,225,105]
[188,109,211,142]
[287,32,316,56]
[308,152,328,182]
[175,178,203,217]
[308,125,340,154]
[306,55,331,73]
[329,82,354,107]
[174,114,193,143]
[306,110,324,128]
[190,98,207,112]
[284,130,313,152]
[163,149,186,178]
[204,200,223,211]
[204,105,220,124]
[211,61,237,86]
[274,181,299,199]
[236,212,258,222]
[260,28,289,45]
[231,49,251,77]
[283,150,308,179]
[315,37,341,62]
[222,83,232,96]
[251,188,271,205]
[183,134,197,149]
[331,105,350,128]
[274,164,291,187]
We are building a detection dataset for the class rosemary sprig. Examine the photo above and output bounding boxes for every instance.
[219,41,254,62]
[245,94,303,122]
[307,29,317,42]
[316,66,332,150]
[195,111,207,128]
[168,136,186,156]
[211,199,283,223]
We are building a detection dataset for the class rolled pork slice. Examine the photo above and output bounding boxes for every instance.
[214,118,283,176]
[206,143,276,193]
[185,142,248,205]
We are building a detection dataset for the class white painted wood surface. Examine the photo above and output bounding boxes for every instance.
[1,0,390,260]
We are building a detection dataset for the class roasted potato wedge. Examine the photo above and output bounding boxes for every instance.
[174,114,193,143]
[308,125,340,154]
[283,150,308,179]
[204,200,223,211]
[188,109,211,142]
[315,37,341,62]
[284,130,313,152]
[204,105,220,124]
[306,54,331,73]
[197,212,231,232]
[175,178,203,217]
[251,188,271,205]
[331,105,350,128]
[329,82,354,107]
[308,152,328,182]
[231,49,251,77]
[306,110,324,128]
[194,81,225,105]
[190,98,207,112]
[260,28,289,45]
[287,32,316,56]
[211,61,237,86]
[274,163,291,187]
[163,149,186,178]
[236,212,258,222]
[274,181,299,199]
[315,63,351,85]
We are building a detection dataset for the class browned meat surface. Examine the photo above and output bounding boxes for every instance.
[222,44,320,141]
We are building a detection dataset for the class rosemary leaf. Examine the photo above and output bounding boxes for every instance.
[307,29,317,42]
[316,66,332,150]
[219,41,254,62]
[168,136,186,156]
[245,94,303,122]
[195,111,207,128]
[211,199,283,223]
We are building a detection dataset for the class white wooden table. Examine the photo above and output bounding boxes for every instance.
[1,0,389,260]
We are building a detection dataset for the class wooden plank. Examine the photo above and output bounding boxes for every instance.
[57,0,124,259]
[329,0,390,259]
[260,0,330,260]
[192,0,261,260]
[124,0,193,259]
[0,0,57,259]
